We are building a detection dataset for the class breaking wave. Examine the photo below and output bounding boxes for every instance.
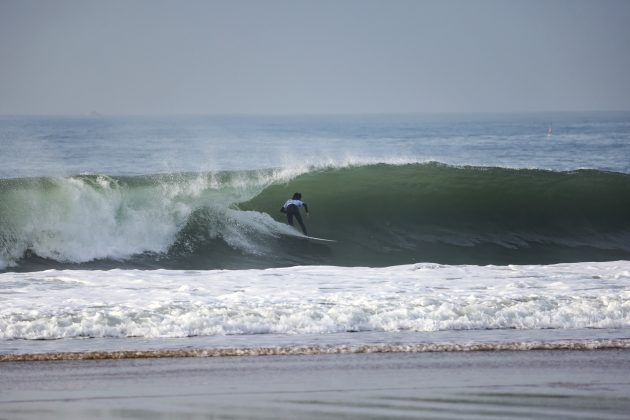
[1,163,629,270]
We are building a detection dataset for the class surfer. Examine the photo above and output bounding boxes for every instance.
[280,192,309,235]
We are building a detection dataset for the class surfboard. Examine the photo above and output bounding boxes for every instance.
[302,235,337,242]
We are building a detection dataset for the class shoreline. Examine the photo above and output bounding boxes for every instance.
[1,349,629,419]
[2,338,630,362]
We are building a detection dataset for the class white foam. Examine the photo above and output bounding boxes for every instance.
[1,261,629,340]
[0,169,311,269]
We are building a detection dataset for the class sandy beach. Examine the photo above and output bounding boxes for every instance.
[1,349,629,419]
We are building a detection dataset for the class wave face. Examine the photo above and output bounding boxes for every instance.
[1,163,630,270]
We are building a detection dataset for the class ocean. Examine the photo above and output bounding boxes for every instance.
[1,112,630,360]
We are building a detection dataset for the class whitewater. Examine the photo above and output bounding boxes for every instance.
[3,262,630,340]
[1,113,629,359]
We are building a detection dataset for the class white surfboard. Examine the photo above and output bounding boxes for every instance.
[303,235,337,242]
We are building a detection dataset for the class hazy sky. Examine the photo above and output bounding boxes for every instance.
[1,0,629,115]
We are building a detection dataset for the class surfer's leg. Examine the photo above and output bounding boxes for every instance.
[287,213,294,226]
[294,212,307,235]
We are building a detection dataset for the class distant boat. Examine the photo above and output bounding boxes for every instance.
[547,126,553,137]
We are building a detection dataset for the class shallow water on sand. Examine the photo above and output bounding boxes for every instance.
[1,350,629,419]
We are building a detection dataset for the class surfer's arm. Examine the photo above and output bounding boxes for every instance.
[303,203,309,214]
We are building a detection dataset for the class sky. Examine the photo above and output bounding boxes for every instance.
[1,0,629,115]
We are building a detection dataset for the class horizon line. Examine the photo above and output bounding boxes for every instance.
[1,110,629,118]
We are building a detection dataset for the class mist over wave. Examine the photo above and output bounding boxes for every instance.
[1,162,629,271]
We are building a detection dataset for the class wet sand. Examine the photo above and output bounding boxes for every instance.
[1,349,629,419]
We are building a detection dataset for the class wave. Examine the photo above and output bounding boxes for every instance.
[1,163,630,270]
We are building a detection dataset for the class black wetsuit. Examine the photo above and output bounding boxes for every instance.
[286,204,307,235]
[281,200,308,235]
